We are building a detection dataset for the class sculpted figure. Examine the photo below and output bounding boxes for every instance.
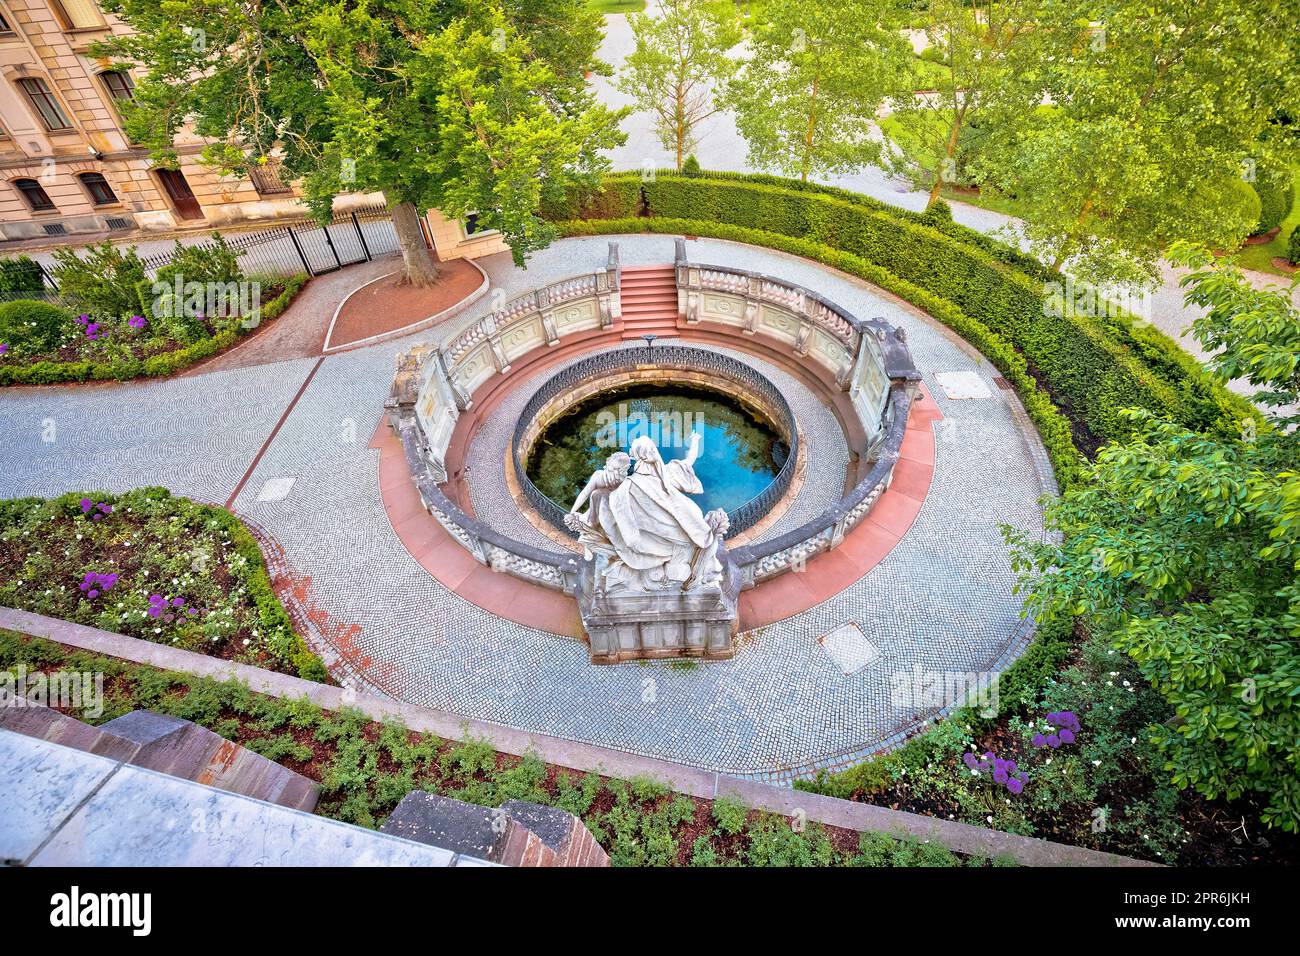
[566,432,729,592]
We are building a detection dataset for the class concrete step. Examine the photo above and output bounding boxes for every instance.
[100,710,320,812]
[0,701,139,761]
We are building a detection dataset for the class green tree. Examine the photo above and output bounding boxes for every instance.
[1007,246,1300,832]
[723,0,911,183]
[974,0,1300,286]
[617,0,741,172]
[97,0,625,283]
[885,0,1039,210]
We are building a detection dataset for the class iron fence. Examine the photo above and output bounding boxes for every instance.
[0,203,402,306]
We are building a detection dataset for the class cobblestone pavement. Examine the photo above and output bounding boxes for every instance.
[0,236,1051,778]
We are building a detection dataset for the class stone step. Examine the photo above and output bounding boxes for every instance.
[380,791,609,867]
[99,710,320,812]
[0,701,139,762]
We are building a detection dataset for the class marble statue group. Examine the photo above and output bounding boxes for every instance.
[564,431,729,593]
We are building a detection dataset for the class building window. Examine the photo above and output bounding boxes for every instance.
[51,0,104,30]
[78,171,117,205]
[249,161,291,196]
[0,12,16,35]
[99,70,134,104]
[17,77,72,131]
[14,178,56,212]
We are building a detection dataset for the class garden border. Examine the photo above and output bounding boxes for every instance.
[0,606,1156,867]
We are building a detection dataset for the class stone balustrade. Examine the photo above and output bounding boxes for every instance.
[388,240,921,600]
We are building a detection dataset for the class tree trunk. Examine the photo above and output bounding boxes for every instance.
[391,201,439,287]
[927,120,961,210]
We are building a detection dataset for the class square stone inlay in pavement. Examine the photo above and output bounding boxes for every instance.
[817,622,882,675]
[256,477,297,502]
[934,371,993,400]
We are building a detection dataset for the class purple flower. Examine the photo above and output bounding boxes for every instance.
[0,342,8,355]
[128,315,147,329]
[171,597,184,607]
[1059,729,1075,745]
[80,498,92,513]
[1007,777,1023,795]
[1046,734,1061,749]
[963,752,978,770]
[77,314,89,325]
[1031,733,1046,748]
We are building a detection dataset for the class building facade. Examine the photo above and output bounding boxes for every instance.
[0,0,506,261]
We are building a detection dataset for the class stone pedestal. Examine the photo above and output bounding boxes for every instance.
[576,552,740,664]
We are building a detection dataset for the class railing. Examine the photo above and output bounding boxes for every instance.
[394,416,579,593]
[391,239,921,596]
[509,344,800,540]
[728,386,911,588]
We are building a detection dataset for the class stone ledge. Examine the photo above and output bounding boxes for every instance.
[0,606,1157,868]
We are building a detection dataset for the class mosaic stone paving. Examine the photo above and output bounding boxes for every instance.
[0,236,1053,779]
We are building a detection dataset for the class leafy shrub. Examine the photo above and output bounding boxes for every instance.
[0,299,75,355]
[548,172,1253,455]
[49,241,148,321]
[920,197,953,226]
[744,814,835,866]
[0,255,47,299]
[0,273,307,386]
[853,831,962,867]
[0,487,326,679]
[1288,225,1300,266]
[682,153,703,177]
[1250,163,1294,236]
[710,795,749,835]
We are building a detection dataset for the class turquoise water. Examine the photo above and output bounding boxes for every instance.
[525,384,787,514]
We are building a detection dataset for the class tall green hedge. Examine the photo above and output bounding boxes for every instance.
[544,171,1253,449]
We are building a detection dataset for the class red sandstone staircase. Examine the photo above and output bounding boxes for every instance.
[618,265,680,340]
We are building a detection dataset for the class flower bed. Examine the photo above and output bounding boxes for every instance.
[0,236,308,387]
[0,629,1015,868]
[795,621,1300,866]
[0,274,307,387]
[0,489,326,680]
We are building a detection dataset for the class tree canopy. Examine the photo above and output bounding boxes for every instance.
[98,0,626,280]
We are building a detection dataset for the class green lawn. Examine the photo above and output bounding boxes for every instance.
[587,0,646,13]
[1231,164,1300,277]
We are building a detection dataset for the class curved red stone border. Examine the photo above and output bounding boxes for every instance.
[323,258,490,353]
[373,329,941,638]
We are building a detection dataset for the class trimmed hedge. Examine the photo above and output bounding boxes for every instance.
[559,213,1087,487]
[0,299,75,356]
[1251,164,1295,236]
[0,273,308,387]
[546,172,1255,452]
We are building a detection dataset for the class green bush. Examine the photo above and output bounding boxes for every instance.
[49,241,149,321]
[0,299,76,356]
[0,274,307,386]
[682,154,703,177]
[1288,225,1300,266]
[0,487,327,679]
[1250,164,1295,236]
[0,255,47,299]
[548,172,1253,450]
